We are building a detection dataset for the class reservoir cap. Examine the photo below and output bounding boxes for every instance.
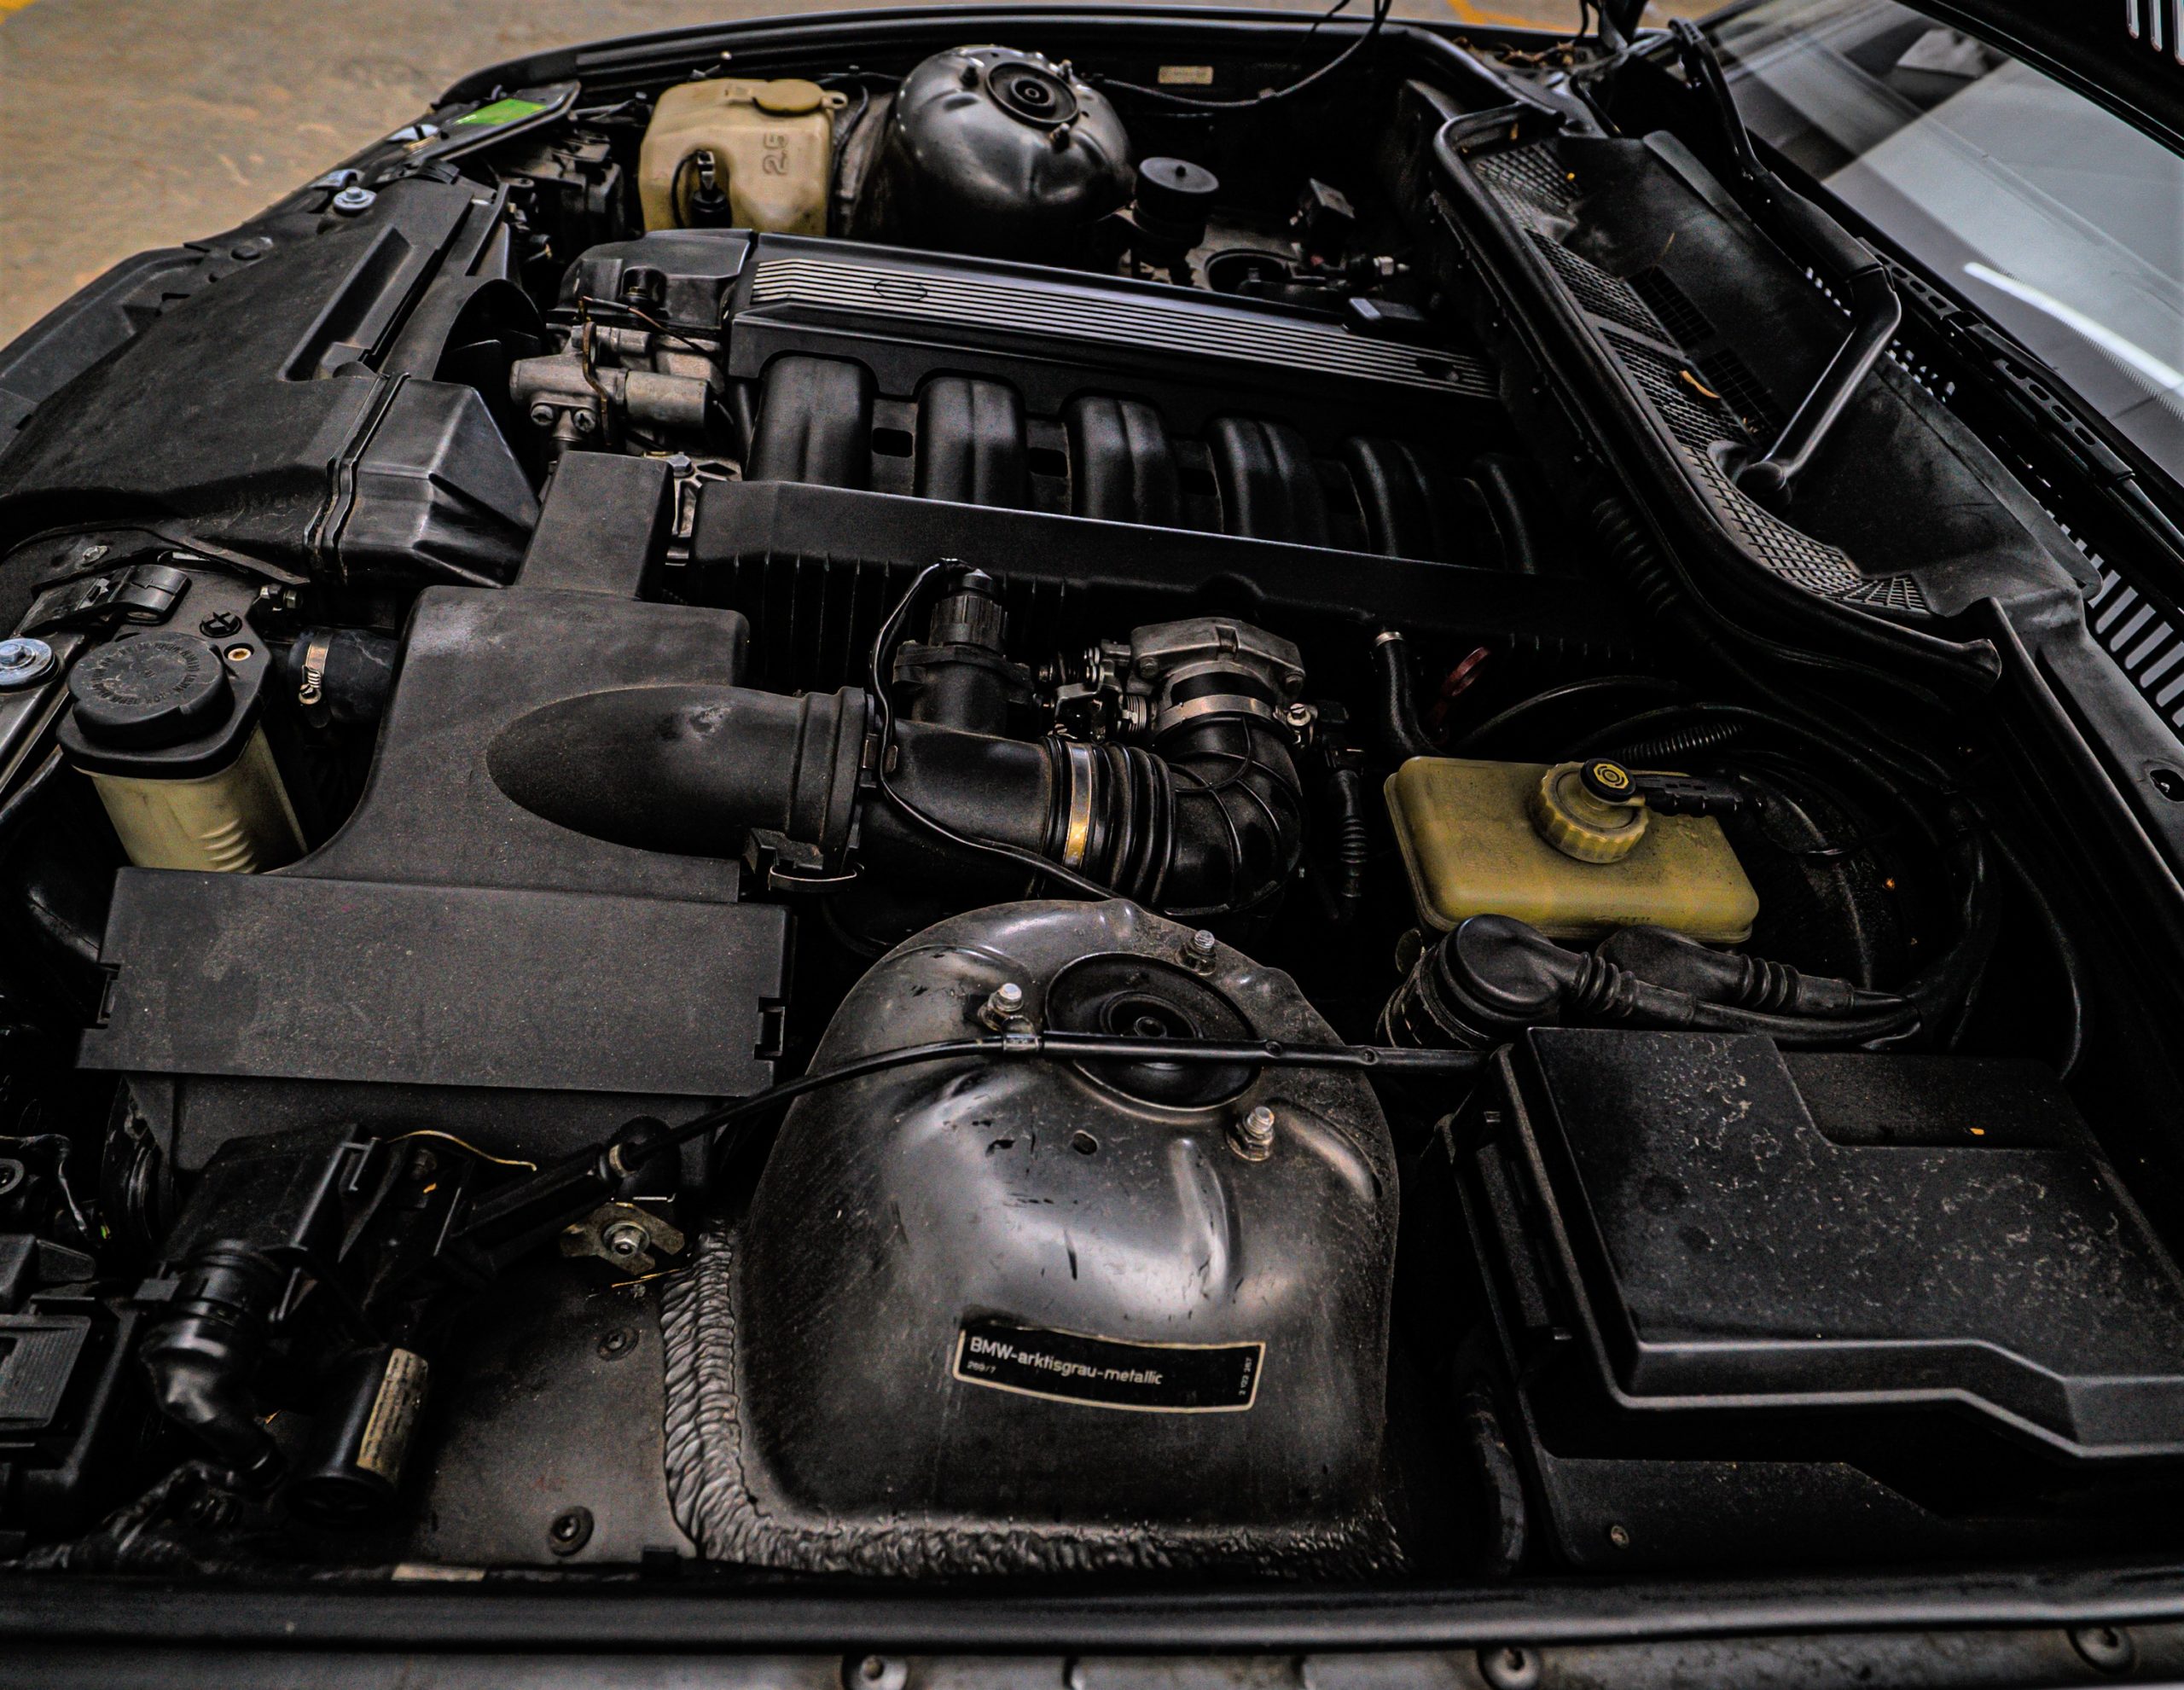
[752,78,827,116]
[67,633,233,750]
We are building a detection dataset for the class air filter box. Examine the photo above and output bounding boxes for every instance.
[1445,1030,2184,1569]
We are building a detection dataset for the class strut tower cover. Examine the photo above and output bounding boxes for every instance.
[660,899,1402,1576]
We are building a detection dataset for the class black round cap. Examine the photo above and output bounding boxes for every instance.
[67,633,234,750]
[1136,156,1220,219]
[1579,758,1641,804]
[1134,159,1220,252]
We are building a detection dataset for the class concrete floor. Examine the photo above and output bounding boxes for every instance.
[0,0,1700,346]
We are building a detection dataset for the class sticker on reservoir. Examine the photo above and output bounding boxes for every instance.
[454,97,548,128]
[953,1317,1263,1413]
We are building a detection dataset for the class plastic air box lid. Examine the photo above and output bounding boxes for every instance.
[1502,1029,2184,1461]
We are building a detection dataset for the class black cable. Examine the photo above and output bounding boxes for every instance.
[1100,0,1395,112]
[657,1030,1489,1158]
[1449,674,1686,755]
[1989,830,2088,1083]
[867,564,1116,901]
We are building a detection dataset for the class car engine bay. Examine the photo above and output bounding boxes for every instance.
[3,4,2184,1600]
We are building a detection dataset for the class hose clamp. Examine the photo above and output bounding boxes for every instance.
[1060,741,1096,869]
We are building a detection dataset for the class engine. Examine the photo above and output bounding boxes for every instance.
[4,21,2181,1593]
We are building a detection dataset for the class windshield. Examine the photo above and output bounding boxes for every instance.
[1709,0,2184,474]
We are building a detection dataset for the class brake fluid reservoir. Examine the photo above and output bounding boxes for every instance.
[1385,756,1757,942]
[637,78,844,235]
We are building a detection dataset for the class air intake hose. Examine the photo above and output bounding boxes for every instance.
[488,682,1304,917]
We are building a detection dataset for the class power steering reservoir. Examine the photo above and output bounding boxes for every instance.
[59,630,302,874]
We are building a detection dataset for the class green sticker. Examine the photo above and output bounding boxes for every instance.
[453,97,546,128]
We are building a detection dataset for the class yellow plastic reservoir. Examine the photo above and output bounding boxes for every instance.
[85,725,304,874]
[1386,756,1758,943]
[637,78,845,235]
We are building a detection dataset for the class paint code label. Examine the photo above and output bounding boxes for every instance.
[953,1317,1262,1413]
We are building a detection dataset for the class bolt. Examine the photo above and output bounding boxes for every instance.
[547,1505,594,1556]
[80,543,108,564]
[1606,1523,1631,1550]
[2070,1624,2136,1675]
[571,409,598,436]
[598,1325,638,1360]
[331,186,377,215]
[1281,700,1316,733]
[528,401,556,427]
[224,644,254,664]
[1183,929,1217,974]
[0,637,56,690]
[199,611,242,637]
[979,980,1026,1031]
[601,1220,649,1260]
[1229,1105,1275,1162]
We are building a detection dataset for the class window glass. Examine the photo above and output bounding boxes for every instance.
[1712,0,2184,473]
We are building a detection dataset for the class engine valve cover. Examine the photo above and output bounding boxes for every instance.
[659,899,1402,1576]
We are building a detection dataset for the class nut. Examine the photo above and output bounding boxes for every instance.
[601,1220,650,1261]
[1183,929,1218,974]
[1229,1104,1275,1161]
[331,185,377,215]
[978,980,1026,1031]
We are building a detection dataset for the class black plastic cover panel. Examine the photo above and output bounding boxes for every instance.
[82,872,785,1098]
[1511,1029,2184,1459]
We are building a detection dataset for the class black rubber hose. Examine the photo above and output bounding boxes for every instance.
[1370,630,1437,762]
[1595,925,1902,1016]
[1470,453,1542,575]
[1380,914,1919,1049]
[1323,764,1369,923]
[486,681,1302,919]
[1603,718,1743,764]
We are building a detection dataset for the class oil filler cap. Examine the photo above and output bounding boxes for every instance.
[67,632,234,749]
[1531,758,1648,864]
